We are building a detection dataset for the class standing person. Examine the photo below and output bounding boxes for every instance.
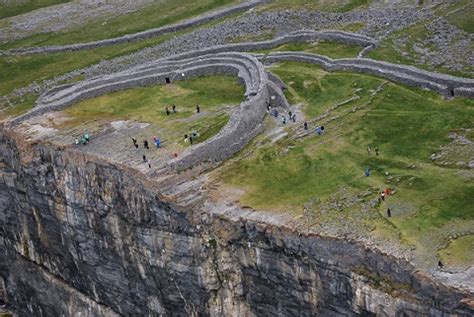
[184,134,188,143]
[144,139,149,149]
[387,208,391,217]
[266,103,271,112]
[304,121,308,130]
[75,138,79,146]
[166,107,170,116]
[155,138,160,148]
[365,166,371,177]
[367,145,372,155]
[190,136,194,145]
[274,109,279,118]
[375,146,379,156]
[381,191,385,201]
[282,116,286,125]
[292,114,296,122]
[143,154,147,163]
[289,111,292,118]
[196,104,201,113]
[320,126,325,135]
[438,260,444,269]
[172,104,176,113]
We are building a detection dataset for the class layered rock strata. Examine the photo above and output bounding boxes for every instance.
[0,129,473,316]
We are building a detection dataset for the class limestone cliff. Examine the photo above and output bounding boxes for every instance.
[0,125,472,316]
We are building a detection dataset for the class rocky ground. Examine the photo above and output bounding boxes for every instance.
[7,5,432,97]
[0,0,156,42]
[8,1,474,101]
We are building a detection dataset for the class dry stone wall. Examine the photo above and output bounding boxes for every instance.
[1,0,269,56]
[10,52,278,172]
[260,51,474,98]
[8,30,474,172]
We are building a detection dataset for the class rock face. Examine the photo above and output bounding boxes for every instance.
[0,126,473,316]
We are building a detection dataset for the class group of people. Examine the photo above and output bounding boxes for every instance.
[132,136,162,168]
[74,133,90,146]
[367,144,380,156]
[270,107,297,125]
[268,104,325,137]
[165,104,177,116]
[165,104,201,116]
[183,131,199,145]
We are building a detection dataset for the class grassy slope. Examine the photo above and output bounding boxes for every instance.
[439,235,474,268]
[0,0,70,19]
[1,0,238,49]
[61,75,244,145]
[218,61,474,266]
[253,41,362,59]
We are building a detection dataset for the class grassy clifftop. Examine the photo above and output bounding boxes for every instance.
[218,61,474,269]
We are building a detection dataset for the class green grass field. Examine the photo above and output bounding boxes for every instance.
[252,41,362,59]
[60,75,244,145]
[218,61,474,268]
[0,0,70,19]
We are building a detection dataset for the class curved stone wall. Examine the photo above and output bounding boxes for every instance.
[9,30,474,172]
[10,52,278,172]
[259,51,474,98]
[1,0,268,56]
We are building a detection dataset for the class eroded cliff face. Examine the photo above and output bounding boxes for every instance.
[0,125,472,317]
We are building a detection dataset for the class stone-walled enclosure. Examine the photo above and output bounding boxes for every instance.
[9,30,474,171]
[1,2,474,316]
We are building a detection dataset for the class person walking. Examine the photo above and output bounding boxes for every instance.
[196,105,201,113]
[143,154,147,162]
[304,121,308,130]
[144,139,149,149]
